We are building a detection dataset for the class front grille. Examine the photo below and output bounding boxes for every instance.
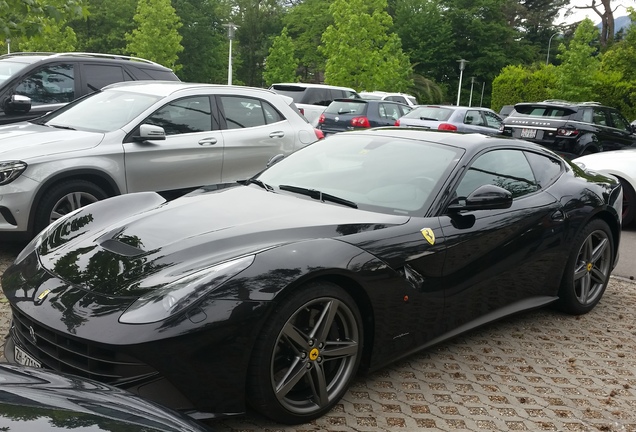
[11,306,157,385]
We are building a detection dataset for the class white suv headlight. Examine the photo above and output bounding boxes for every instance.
[0,161,27,185]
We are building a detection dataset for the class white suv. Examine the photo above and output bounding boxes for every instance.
[269,83,360,127]
[359,91,418,107]
[0,81,321,239]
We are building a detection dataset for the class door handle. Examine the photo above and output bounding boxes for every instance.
[198,137,218,146]
[269,131,285,138]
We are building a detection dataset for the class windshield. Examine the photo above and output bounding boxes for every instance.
[258,133,462,215]
[403,106,453,121]
[0,61,30,85]
[325,101,366,115]
[513,105,576,118]
[42,89,161,132]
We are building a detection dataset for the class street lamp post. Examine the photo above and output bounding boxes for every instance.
[223,23,239,85]
[5,39,10,55]
[456,59,468,106]
[468,77,476,107]
[546,32,562,65]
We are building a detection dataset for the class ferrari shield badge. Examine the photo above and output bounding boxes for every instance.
[420,228,435,245]
[34,289,51,305]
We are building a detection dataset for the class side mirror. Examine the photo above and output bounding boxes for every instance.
[267,153,285,167]
[3,94,32,114]
[448,184,513,212]
[134,124,166,141]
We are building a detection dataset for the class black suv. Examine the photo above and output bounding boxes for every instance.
[502,100,636,158]
[0,52,179,125]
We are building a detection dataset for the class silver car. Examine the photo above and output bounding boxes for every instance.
[396,105,503,135]
[0,81,321,238]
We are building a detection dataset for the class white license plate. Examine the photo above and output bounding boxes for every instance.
[520,128,537,138]
[15,345,42,368]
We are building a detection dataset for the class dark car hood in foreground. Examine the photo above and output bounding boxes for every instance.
[35,185,408,297]
[0,364,209,431]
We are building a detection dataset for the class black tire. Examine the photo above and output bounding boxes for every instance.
[556,219,613,315]
[247,281,363,424]
[619,178,636,227]
[35,180,108,233]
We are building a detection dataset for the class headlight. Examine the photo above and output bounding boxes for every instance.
[120,255,255,324]
[0,161,27,185]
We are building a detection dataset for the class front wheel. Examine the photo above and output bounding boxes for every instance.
[556,219,613,315]
[247,282,363,424]
[34,180,108,234]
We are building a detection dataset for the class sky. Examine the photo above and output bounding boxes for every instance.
[559,1,629,25]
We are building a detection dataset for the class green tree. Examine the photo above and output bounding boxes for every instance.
[0,0,86,41]
[68,0,136,54]
[17,17,77,52]
[321,0,412,92]
[172,0,230,83]
[554,18,601,101]
[283,0,333,82]
[125,0,184,71]
[491,64,557,112]
[263,27,298,86]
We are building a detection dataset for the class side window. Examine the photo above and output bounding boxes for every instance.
[146,96,212,135]
[305,88,332,106]
[609,110,630,131]
[220,96,272,129]
[379,103,400,120]
[455,150,539,199]
[83,64,129,91]
[343,90,359,99]
[592,108,608,126]
[464,110,485,126]
[262,100,284,124]
[483,111,502,128]
[399,105,411,116]
[524,151,563,188]
[581,108,593,123]
[15,63,75,105]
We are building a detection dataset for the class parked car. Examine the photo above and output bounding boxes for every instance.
[0,363,211,431]
[0,52,180,125]
[396,105,503,135]
[0,81,322,239]
[574,149,636,226]
[269,83,360,127]
[503,100,636,158]
[499,104,514,119]
[359,91,418,107]
[317,98,411,135]
[3,128,621,425]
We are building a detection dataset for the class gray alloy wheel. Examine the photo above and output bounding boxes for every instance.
[571,228,612,306]
[557,219,613,315]
[271,296,360,415]
[247,282,363,424]
[49,191,100,224]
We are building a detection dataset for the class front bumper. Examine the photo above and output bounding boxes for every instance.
[0,175,40,234]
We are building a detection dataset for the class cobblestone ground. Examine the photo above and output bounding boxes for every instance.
[1,244,636,431]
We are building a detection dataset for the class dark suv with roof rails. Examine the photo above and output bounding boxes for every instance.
[502,100,636,159]
[0,52,179,125]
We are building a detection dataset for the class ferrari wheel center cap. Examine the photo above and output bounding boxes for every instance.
[587,262,593,272]
[309,348,320,361]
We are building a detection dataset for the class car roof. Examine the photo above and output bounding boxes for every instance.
[0,52,173,70]
[103,81,281,98]
[272,82,356,91]
[514,100,611,111]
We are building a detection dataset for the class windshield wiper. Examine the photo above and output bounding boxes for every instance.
[47,124,76,130]
[419,117,438,121]
[279,185,358,208]
[239,178,274,192]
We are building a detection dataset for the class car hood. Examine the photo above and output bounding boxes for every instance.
[36,185,409,297]
[0,122,103,160]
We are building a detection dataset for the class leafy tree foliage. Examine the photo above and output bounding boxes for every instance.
[172,0,229,83]
[491,64,557,112]
[0,0,85,40]
[282,0,333,82]
[17,17,78,52]
[263,27,298,86]
[321,0,412,92]
[68,0,135,54]
[125,0,184,71]
[554,18,600,101]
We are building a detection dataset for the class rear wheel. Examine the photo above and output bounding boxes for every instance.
[556,219,613,315]
[34,180,108,234]
[247,282,363,424]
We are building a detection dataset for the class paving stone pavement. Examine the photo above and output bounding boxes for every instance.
[1,245,636,431]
